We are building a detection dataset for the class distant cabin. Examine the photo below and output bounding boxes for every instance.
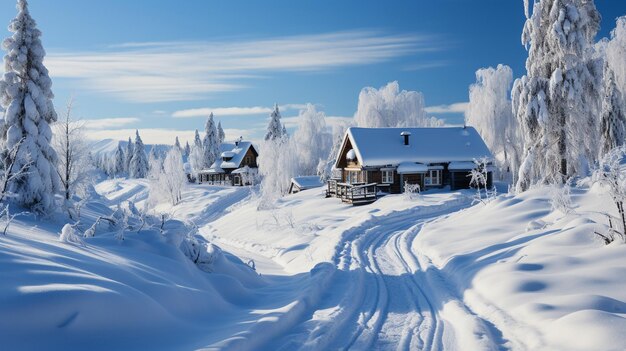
[198,140,259,186]
[329,127,493,203]
[289,176,324,194]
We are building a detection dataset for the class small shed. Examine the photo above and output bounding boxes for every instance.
[289,176,324,194]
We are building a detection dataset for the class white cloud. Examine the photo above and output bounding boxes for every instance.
[282,115,354,129]
[425,102,469,114]
[82,117,140,129]
[44,31,440,103]
[172,104,307,118]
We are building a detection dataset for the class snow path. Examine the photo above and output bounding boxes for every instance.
[259,201,504,351]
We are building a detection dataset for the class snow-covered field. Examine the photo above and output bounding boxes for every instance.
[1,178,625,350]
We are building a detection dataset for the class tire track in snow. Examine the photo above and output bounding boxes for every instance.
[286,198,502,351]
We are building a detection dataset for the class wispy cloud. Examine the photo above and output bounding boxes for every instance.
[82,117,140,129]
[44,31,441,103]
[172,104,307,118]
[282,115,354,129]
[425,102,469,114]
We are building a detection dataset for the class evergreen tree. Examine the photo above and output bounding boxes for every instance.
[265,104,284,141]
[217,121,225,145]
[174,136,181,151]
[129,130,148,178]
[512,0,601,191]
[125,136,133,173]
[184,141,191,158]
[0,0,59,213]
[202,113,219,169]
[113,143,125,177]
[189,129,204,174]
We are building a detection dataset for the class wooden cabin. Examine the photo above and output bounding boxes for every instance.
[197,140,259,186]
[330,127,493,203]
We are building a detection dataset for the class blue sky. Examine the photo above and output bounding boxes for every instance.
[0,0,624,144]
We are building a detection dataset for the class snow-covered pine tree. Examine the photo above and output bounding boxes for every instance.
[129,130,148,178]
[125,136,133,173]
[174,136,181,151]
[217,121,225,145]
[466,65,521,180]
[512,0,601,192]
[113,143,125,177]
[189,129,204,175]
[0,0,60,213]
[184,141,191,158]
[282,124,288,138]
[202,113,219,169]
[265,104,284,141]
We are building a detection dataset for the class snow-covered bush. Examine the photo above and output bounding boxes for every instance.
[403,182,421,201]
[59,223,84,246]
[469,158,496,204]
[0,204,27,235]
[594,146,626,243]
[549,182,574,215]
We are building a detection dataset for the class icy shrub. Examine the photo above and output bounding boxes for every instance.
[549,182,574,215]
[59,224,84,245]
[404,182,421,201]
[594,146,626,243]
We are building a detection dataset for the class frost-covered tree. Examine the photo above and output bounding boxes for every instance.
[52,99,93,200]
[600,16,626,157]
[595,146,626,243]
[354,81,442,128]
[0,0,60,213]
[147,147,162,181]
[125,136,133,173]
[184,141,190,158]
[129,130,148,178]
[112,143,125,177]
[320,120,351,181]
[265,104,284,141]
[606,16,626,96]
[156,148,186,205]
[600,67,626,157]
[258,134,297,205]
[293,104,332,176]
[174,136,181,151]
[513,0,601,192]
[189,129,204,175]
[202,113,219,169]
[466,65,521,180]
[217,121,225,145]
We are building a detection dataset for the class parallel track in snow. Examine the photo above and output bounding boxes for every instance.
[269,200,503,351]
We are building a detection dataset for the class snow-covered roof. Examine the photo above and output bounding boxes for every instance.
[231,166,250,174]
[337,127,492,168]
[209,141,257,171]
[448,161,478,171]
[397,162,428,174]
[291,176,324,190]
[221,151,235,159]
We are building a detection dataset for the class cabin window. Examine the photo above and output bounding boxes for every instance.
[382,170,394,184]
[245,156,251,164]
[425,170,441,186]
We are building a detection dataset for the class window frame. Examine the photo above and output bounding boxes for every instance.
[381,170,394,184]
[424,170,441,186]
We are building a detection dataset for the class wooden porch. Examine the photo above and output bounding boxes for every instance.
[331,181,378,205]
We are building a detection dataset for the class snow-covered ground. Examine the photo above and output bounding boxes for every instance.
[1,178,625,350]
